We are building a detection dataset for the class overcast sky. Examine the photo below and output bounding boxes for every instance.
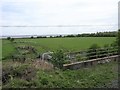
[1,0,119,36]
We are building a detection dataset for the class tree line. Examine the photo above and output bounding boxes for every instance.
[36,31,118,38]
[6,31,117,40]
[64,31,117,37]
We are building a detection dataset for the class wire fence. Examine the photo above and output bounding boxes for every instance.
[66,46,118,62]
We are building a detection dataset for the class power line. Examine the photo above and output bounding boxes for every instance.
[0,24,118,27]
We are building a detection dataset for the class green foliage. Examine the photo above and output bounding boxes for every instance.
[12,54,26,63]
[31,36,34,39]
[117,29,120,53]
[36,62,117,88]
[51,49,66,69]
[2,61,118,88]
[6,37,15,42]
[110,41,118,47]
[7,37,11,40]
[2,64,37,85]
[3,78,28,88]
[89,44,100,49]
[10,38,14,42]
[64,60,71,64]
[76,54,84,61]
[40,78,49,85]
[65,31,117,37]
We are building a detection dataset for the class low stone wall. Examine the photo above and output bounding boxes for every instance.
[63,55,119,70]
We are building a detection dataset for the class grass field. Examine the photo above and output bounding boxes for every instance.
[2,37,116,59]
[2,40,16,59]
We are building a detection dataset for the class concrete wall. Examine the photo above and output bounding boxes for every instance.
[63,55,119,70]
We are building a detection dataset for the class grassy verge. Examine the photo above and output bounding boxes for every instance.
[2,61,118,88]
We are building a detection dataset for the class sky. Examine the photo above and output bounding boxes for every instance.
[1,0,119,36]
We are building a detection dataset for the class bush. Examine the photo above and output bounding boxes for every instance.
[118,30,120,52]
[2,64,37,85]
[3,78,28,88]
[76,54,84,61]
[41,78,49,85]
[51,49,66,69]
[64,60,71,64]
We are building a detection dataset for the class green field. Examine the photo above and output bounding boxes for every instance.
[2,40,16,59]
[2,37,116,59]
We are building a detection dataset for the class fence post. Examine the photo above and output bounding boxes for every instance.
[107,47,110,59]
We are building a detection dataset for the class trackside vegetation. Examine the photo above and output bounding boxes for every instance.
[2,61,118,88]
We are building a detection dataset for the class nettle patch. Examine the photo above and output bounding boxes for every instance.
[10,45,39,63]
[17,45,37,55]
[2,64,37,85]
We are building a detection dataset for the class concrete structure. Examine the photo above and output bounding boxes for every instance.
[42,51,53,60]
[63,55,119,70]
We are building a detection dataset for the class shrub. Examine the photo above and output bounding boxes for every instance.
[41,78,49,85]
[51,49,66,69]
[3,78,28,88]
[76,54,84,61]
[64,60,71,64]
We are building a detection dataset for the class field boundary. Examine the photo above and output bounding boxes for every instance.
[63,55,118,70]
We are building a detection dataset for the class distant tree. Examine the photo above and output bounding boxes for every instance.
[7,37,11,40]
[59,35,62,38]
[31,36,34,39]
[76,34,81,37]
[66,34,75,37]
[50,36,53,38]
